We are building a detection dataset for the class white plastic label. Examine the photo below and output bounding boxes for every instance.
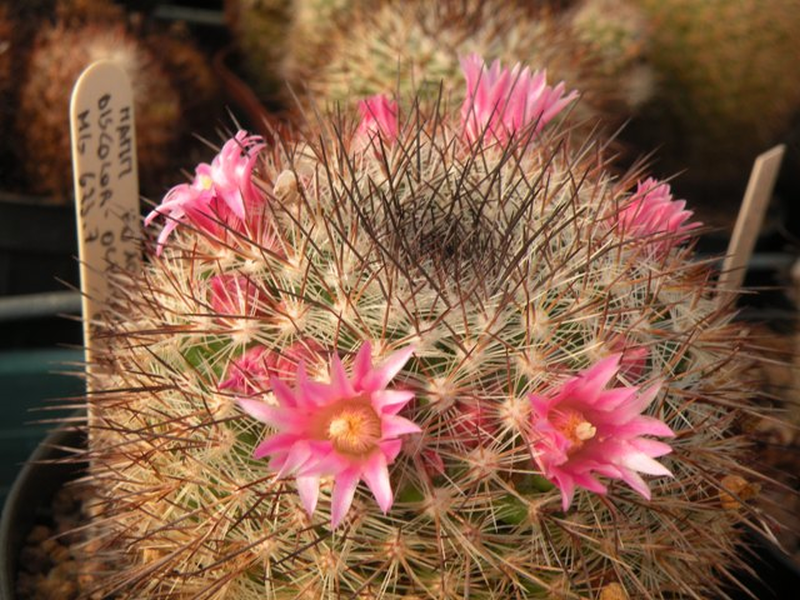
[70,60,141,374]
[718,145,785,299]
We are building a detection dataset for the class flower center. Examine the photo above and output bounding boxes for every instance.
[199,175,214,190]
[553,409,596,451]
[326,403,382,456]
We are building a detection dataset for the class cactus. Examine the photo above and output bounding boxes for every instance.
[16,20,180,199]
[629,0,800,187]
[144,22,222,135]
[279,0,653,132]
[5,1,220,201]
[224,0,293,99]
[79,57,775,599]
[280,0,363,89]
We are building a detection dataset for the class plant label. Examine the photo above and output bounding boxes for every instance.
[70,60,140,379]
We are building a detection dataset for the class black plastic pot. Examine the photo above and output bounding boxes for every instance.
[0,426,85,600]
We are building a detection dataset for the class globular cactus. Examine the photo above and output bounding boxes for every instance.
[280,0,363,90]
[568,0,653,112]
[80,56,776,599]
[145,22,222,135]
[280,0,653,132]
[224,0,293,99]
[628,0,800,190]
[17,19,179,200]
[10,1,220,201]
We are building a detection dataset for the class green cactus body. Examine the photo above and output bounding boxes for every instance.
[79,65,771,599]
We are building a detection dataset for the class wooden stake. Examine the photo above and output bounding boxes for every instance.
[70,61,140,390]
[717,145,785,300]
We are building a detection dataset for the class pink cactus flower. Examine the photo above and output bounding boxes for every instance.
[528,354,674,510]
[145,131,266,253]
[238,342,419,528]
[616,178,700,253]
[273,338,326,379]
[209,274,268,317]
[606,335,649,383]
[453,401,496,449]
[220,346,276,395]
[356,94,399,148]
[460,53,578,145]
[221,340,325,396]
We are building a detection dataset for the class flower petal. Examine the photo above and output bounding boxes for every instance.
[237,398,300,429]
[252,433,297,459]
[352,341,373,388]
[362,452,393,513]
[620,469,651,500]
[379,438,403,463]
[296,474,321,516]
[329,354,356,398]
[381,415,422,439]
[372,389,415,414]
[330,468,360,528]
[275,441,313,478]
[269,376,297,408]
[620,450,673,477]
[361,345,415,392]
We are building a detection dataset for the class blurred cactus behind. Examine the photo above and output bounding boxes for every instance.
[75,56,777,599]
[628,0,800,197]
[145,21,222,134]
[224,0,653,132]
[224,0,292,99]
[280,0,363,92]
[18,20,180,199]
[1,0,221,202]
[0,4,12,144]
[289,0,653,130]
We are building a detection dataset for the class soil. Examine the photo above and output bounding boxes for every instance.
[15,483,94,600]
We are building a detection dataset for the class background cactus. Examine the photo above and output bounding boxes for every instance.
[0,4,12,149]
[225,0,652,132]
[17,20,179,199]
[224,0,292,100]
[74,58,779,599]
[626,0,800,217]
[286,0,653,129]
[3,0,221,201]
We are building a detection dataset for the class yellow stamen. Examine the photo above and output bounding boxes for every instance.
[554,409,596,450]
[326,404,382,455]
[574,421,597,441]
[198,175,213,190]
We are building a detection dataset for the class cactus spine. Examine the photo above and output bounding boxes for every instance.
[79,59,772,599]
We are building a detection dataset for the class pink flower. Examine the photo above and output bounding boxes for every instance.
[616,178,700,253]
[145,131,266,253]
[528,354,674,510]
[209,274,268,317]
[238,342,420,528]
[220,346,276,395]
[453,401,496,449]
[356,94,398,148]
[220,340,325,396]
[460,53,578,145]
[606,335,649,383]
[272,338,326,379]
